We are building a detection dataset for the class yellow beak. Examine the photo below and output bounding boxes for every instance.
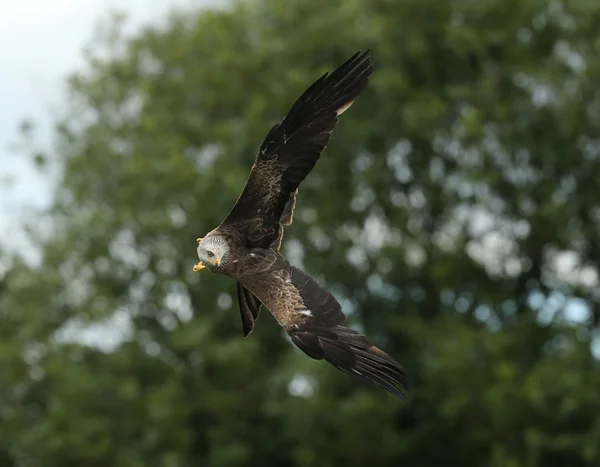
[193,261,206,272]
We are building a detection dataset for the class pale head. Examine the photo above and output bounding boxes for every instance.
[194,235,230,273]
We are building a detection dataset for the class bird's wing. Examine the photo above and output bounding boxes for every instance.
[237,249,411,400]
[221,50,373,229]
[227,50,373,336]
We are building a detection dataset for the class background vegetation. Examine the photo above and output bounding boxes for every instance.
[2,0,600,465]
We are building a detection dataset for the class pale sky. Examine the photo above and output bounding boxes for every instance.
[0,0,201,254]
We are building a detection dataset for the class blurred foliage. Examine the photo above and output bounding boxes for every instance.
[2,0,600,465]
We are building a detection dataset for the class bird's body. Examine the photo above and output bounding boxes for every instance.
[194,51,411,400]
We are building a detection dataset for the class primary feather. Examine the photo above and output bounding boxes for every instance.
[222,50,374,230]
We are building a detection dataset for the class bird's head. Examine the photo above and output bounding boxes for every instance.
[194,235,230,273]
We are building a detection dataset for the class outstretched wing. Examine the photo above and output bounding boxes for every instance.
[237,250,411,400]
[221,50,374,230]
[227,50,373,336]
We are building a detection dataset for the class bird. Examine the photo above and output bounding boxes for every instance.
[193,50,410,400]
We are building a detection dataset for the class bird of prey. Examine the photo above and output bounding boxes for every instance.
[193,50,410,400]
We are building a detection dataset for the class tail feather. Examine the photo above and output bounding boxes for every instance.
[236,283,262,337]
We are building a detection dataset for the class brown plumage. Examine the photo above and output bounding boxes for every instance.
[194,50,410,400]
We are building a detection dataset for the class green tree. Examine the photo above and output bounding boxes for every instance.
[2,0,600,465]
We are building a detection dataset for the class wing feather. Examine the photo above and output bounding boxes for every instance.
[279,189,298,227]
[222,50,374,227]
[228,51,374,339]
[236,250,411,400]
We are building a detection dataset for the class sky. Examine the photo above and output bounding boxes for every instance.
[0,0,201,255]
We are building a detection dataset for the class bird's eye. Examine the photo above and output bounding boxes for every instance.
[207,251,215,258]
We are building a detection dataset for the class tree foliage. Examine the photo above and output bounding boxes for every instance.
[2,0,600,465]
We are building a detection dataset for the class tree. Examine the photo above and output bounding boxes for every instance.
[2,0,600,465]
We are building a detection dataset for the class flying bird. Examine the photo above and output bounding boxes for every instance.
[193,50,410,400]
